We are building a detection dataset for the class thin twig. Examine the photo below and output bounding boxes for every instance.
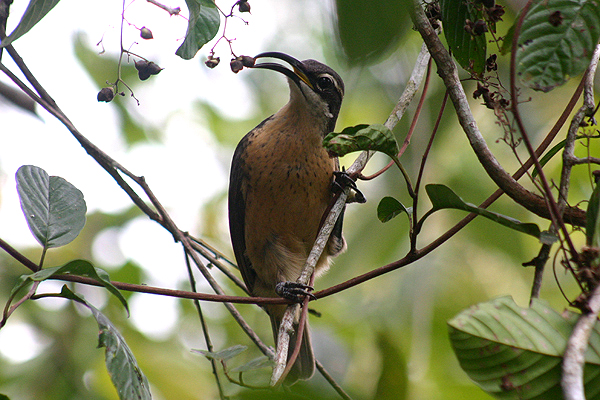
[411,89,448,251]
[146,0,181,16]
[558,45,600,213]
[316,360,352,400]
[184,251,226,400]
[361,53,433,181]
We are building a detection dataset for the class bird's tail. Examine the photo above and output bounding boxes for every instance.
[270,308,315,385]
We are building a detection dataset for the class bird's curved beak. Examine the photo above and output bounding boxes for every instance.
[251,52,313,89]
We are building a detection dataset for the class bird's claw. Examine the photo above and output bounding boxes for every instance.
[333,170,366,204]
[275,281,317,302]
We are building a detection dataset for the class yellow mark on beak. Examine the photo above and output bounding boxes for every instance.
[293,67,313,89]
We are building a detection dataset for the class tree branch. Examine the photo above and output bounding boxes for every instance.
[409,0,585,227]
[562,283,600,400]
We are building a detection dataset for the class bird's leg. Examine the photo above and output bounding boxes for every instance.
[333,169,366,204]
[275,281,317,302]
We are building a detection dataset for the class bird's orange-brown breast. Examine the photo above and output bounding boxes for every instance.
[239,103,335,298]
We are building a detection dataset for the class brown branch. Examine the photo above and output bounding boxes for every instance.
[562,283,600,399]
[409,1,585,227]
[508,0,581,269]
[313,72,591,300]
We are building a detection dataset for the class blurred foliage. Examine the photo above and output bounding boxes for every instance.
[0,0,599,399]
[334,0,410,65]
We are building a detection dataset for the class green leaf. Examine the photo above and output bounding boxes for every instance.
[587,176,600,248]
[7,260,128,315]
[449,296,600,399]
[532,139,567,179]
[230,356,273,373]
[59,286,151,400]
[334,0,410,64]
[16,165,86,248]
[377,196,410,223]
[500,23,515,55]
[176,0,220,60]
[440,0,487,74]
[323,124,399,159]
[515,0,600,92]
[0,394,10,400]
[374,332,408,400]
[0,0,61,48]
[193,344,247,361]
[41,260,128,313]
[425,184,549,241]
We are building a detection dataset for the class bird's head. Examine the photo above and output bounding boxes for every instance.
[251,52,345,131]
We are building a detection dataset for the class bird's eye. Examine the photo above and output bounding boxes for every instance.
[316,76,334,90]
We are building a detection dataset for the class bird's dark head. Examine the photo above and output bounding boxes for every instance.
[251,52,344,130]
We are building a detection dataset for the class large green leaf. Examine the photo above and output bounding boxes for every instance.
[59,286,151,400]
[16,165,86,249]
[425,184,553,242]
[440,0,487,74]
[193,344,247,361]
[515,0,600,92]
[176,0,220,60]
[449,296,600,399]
[323,124,399,159]
[334,0,410,64]
[0,0,61,48]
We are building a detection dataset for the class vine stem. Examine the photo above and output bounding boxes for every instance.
[508,0,582,269]
[183,250,226,400]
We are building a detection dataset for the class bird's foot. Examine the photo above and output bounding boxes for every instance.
[333,170,366,204]
[275,281,317,302]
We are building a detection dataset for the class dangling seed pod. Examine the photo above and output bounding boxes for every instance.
[238,0,251,13]
[205,55,220,69]
[230,58,244,73]
[97,87,115,102]
[146,61,163,76]
[135,59,162,81]
[140,27,154,40]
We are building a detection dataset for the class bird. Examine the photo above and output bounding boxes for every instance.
[228,52,347,384]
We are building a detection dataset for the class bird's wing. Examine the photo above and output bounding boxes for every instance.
[228,134,257,293]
